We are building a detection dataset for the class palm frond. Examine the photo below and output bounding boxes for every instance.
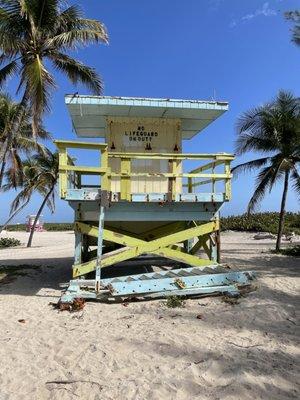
[267,154,287,193]
[235,91,300,156]
[36,0,59,29]
[291,167,300,197]
[21,56,56,135]
[0,0,107,128]
[285,10,300,46]
[0,59,18,86]
[53,4,108,41]
[50,51,102,94]
[3,146,25,189]
[247,165,279,214]
[47,27,108,50]
[232,156,270,175]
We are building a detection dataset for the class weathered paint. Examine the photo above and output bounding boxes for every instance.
[54,140,233,201]
[64,95,229,139]
[60,270,255,302]
[95,206,105,292]
[55,96,256,303]
[72,220,219,277]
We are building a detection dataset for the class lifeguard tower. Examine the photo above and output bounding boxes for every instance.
[55,96,254,302]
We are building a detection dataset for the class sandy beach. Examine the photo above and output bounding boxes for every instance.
[0,230,299,400]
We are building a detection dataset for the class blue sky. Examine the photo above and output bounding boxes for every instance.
[1,0,299,224]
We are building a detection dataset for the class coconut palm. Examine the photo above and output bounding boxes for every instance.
[2,149,58,245]
[285,10,300,46]
[233,90,300,251]
[25,149,59,247]
[0,0,108,135]
[0,93,50,188]
[0,157,49,232]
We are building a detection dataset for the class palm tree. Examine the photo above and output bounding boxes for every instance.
[0,93,50,188]
[2,149,58,245]
[285,10,300,46]
[0,158,43,232]
[233,91,300,251]
[25,149,59,247]
[0,1,108,175]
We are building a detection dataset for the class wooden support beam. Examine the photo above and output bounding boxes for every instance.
[110,172,229,179]
[189,159,226,174]
[60,165,107,174]
[190,234,209,255]
[120,158,131,201]
[108,152,234,160]
[152,247,213,267]
[142,221,186,241]
[58,147,68,198]
[225,161,231,200]
[101,148,110,191]
[54,140,108,150]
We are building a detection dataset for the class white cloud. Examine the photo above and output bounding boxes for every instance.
[209,0,224,12]
[242,2,277,20]
[230,2,277,28]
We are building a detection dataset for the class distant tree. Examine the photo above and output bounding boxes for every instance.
[0,0,108,135]
[0,93,50,188]
[285,10,300,46]
[232,91,300,251]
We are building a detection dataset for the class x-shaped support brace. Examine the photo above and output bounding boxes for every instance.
[73,220,219,277]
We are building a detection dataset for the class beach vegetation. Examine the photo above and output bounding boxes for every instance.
[165,296,186,308]
[221,212,300,235]
[271,245,300,257]
[0,237,21,248]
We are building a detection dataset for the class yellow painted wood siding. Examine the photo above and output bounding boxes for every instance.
[106,117,182,193]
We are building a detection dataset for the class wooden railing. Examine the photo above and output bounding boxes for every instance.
[54,140,234,201]
[54,140,110,198]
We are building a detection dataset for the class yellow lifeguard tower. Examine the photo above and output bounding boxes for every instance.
[55,96,255,302]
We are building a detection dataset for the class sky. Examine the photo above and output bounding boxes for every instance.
[1,0,299,224]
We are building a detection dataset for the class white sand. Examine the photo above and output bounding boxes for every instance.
[0,230,299,400]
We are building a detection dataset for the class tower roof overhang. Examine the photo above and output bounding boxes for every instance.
[65,95,228,140]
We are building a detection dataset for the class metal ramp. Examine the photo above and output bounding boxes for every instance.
[61,265,256,302]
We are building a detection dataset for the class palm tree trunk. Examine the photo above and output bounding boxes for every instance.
[0,200,29,234]
[0,96,28,188]
[0,159,6,188]
[275,170,290,251]
[26,185,54,248]
[0,140,9,188]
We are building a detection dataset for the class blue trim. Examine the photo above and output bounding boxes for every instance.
[60,270,255,301]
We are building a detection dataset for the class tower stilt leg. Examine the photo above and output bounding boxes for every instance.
[95,205,105,293]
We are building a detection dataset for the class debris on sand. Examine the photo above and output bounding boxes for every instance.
[253,232,276,240]
[50,298,85,312]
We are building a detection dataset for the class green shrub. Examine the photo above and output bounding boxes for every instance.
[272,245,300,257]
[0,237,21,248]
[221,212,300,235]
[6,222,74,231]
[165,296,185,308]
[4,212,300,235]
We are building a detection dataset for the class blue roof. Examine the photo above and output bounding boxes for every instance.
[65,95,228,139]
